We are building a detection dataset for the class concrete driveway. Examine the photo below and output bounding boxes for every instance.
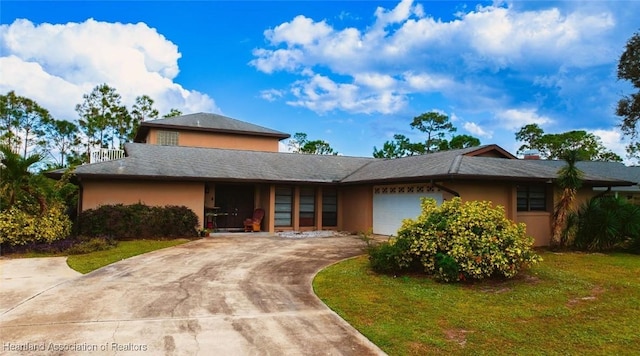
[0,235,385,355]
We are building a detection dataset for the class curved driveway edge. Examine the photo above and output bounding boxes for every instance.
[0,235,386,355]
[0,257,81,315]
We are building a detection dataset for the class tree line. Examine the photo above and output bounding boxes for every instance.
[0,84,181,169]
[2,31,639,167]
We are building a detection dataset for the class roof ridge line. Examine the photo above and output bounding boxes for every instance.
[448,155,463,174]
[338,158,383,182]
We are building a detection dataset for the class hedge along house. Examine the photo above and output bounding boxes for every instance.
[54,113,633,246]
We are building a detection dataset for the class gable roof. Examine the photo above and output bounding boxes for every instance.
[133,113,290,142]
[463,144,517,159]
[60,143,632,187]
[340,146,628,185]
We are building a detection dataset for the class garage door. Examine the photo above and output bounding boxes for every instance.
[373,184,443,236]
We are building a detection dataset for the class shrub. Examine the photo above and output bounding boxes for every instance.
[572,196,640,252]
[0,204,72,247]
[371,197,541,282]
[78,204,198,239]
[66,237,116,255]
[152,205,200,238]
[368,237,419,274]
[630,235,640,254]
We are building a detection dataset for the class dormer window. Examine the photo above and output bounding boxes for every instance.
[157,130,179,146]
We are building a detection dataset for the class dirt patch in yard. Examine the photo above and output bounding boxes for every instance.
[465,273,541,294]
[444,328,474,347]
[567,285,606,307]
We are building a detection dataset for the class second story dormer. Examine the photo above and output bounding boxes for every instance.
[133,112,290,152]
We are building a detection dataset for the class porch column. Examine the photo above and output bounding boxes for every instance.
[268,185,276,233]
[336,188,344,231]
[315,187,323,230]
[293,186,300,230]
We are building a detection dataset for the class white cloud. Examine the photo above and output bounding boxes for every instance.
[353,73,396,90]
[287,74,405,114]
[402,71,454,91]
[259,89,285,102]
[455,5,615,69]
[591,128,630,164]
[251,0,623,118]
[0,18,219,120]
[496,108,553,130]
[463,122,493,139]
[373,0,420,28]
[266,15,333,47]
[251,48,305,74]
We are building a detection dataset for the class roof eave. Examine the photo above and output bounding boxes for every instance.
[135,122,290,140]
[70,173,340,185]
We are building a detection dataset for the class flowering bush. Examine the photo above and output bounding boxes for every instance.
[0,204,72,247]
[369,197,541,282]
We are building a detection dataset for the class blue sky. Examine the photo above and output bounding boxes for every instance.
[1,1,639,160]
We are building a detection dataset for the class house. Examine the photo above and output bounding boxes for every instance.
[54,113,633,246]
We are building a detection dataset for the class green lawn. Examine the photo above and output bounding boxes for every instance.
[66,239,190,274]
[314,251,640,355]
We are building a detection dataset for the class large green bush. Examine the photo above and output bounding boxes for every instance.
[78,204,198,239]
[0,204,72,247]
[369,197,541,282]
[572,196,640,252]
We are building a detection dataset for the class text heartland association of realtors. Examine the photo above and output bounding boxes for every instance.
[3,342,148,352]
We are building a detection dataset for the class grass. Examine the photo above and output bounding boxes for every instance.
[313,251,640,355]
[66,239,190,274]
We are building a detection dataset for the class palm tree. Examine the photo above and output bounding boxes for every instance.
[551,150,583,247]
[0,144,47,213]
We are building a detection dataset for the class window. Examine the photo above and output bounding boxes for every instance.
[275,186,293,227]
[517,185,547,211]
[322,188,338,226]
[299,187,315,227]
[157,130,179,146]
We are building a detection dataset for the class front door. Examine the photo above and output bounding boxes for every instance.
[215,184,255,230]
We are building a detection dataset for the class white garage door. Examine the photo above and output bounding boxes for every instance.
[373,184,443,236]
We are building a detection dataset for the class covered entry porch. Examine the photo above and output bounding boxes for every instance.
[203,183,340,233]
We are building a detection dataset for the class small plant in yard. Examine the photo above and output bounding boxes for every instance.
[358,228,375,247]
[65,237,116,255]
[369,197,541,282]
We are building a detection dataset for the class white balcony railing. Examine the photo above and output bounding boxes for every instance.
[90,148,125,164]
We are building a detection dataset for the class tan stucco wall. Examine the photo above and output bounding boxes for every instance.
[573,186,599,206]
[81,180,205,226]
[441,181,518,220]
[146,128,280,151]
[256,184,271,232]
[517,212,552,246]
[340,185,373,233]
